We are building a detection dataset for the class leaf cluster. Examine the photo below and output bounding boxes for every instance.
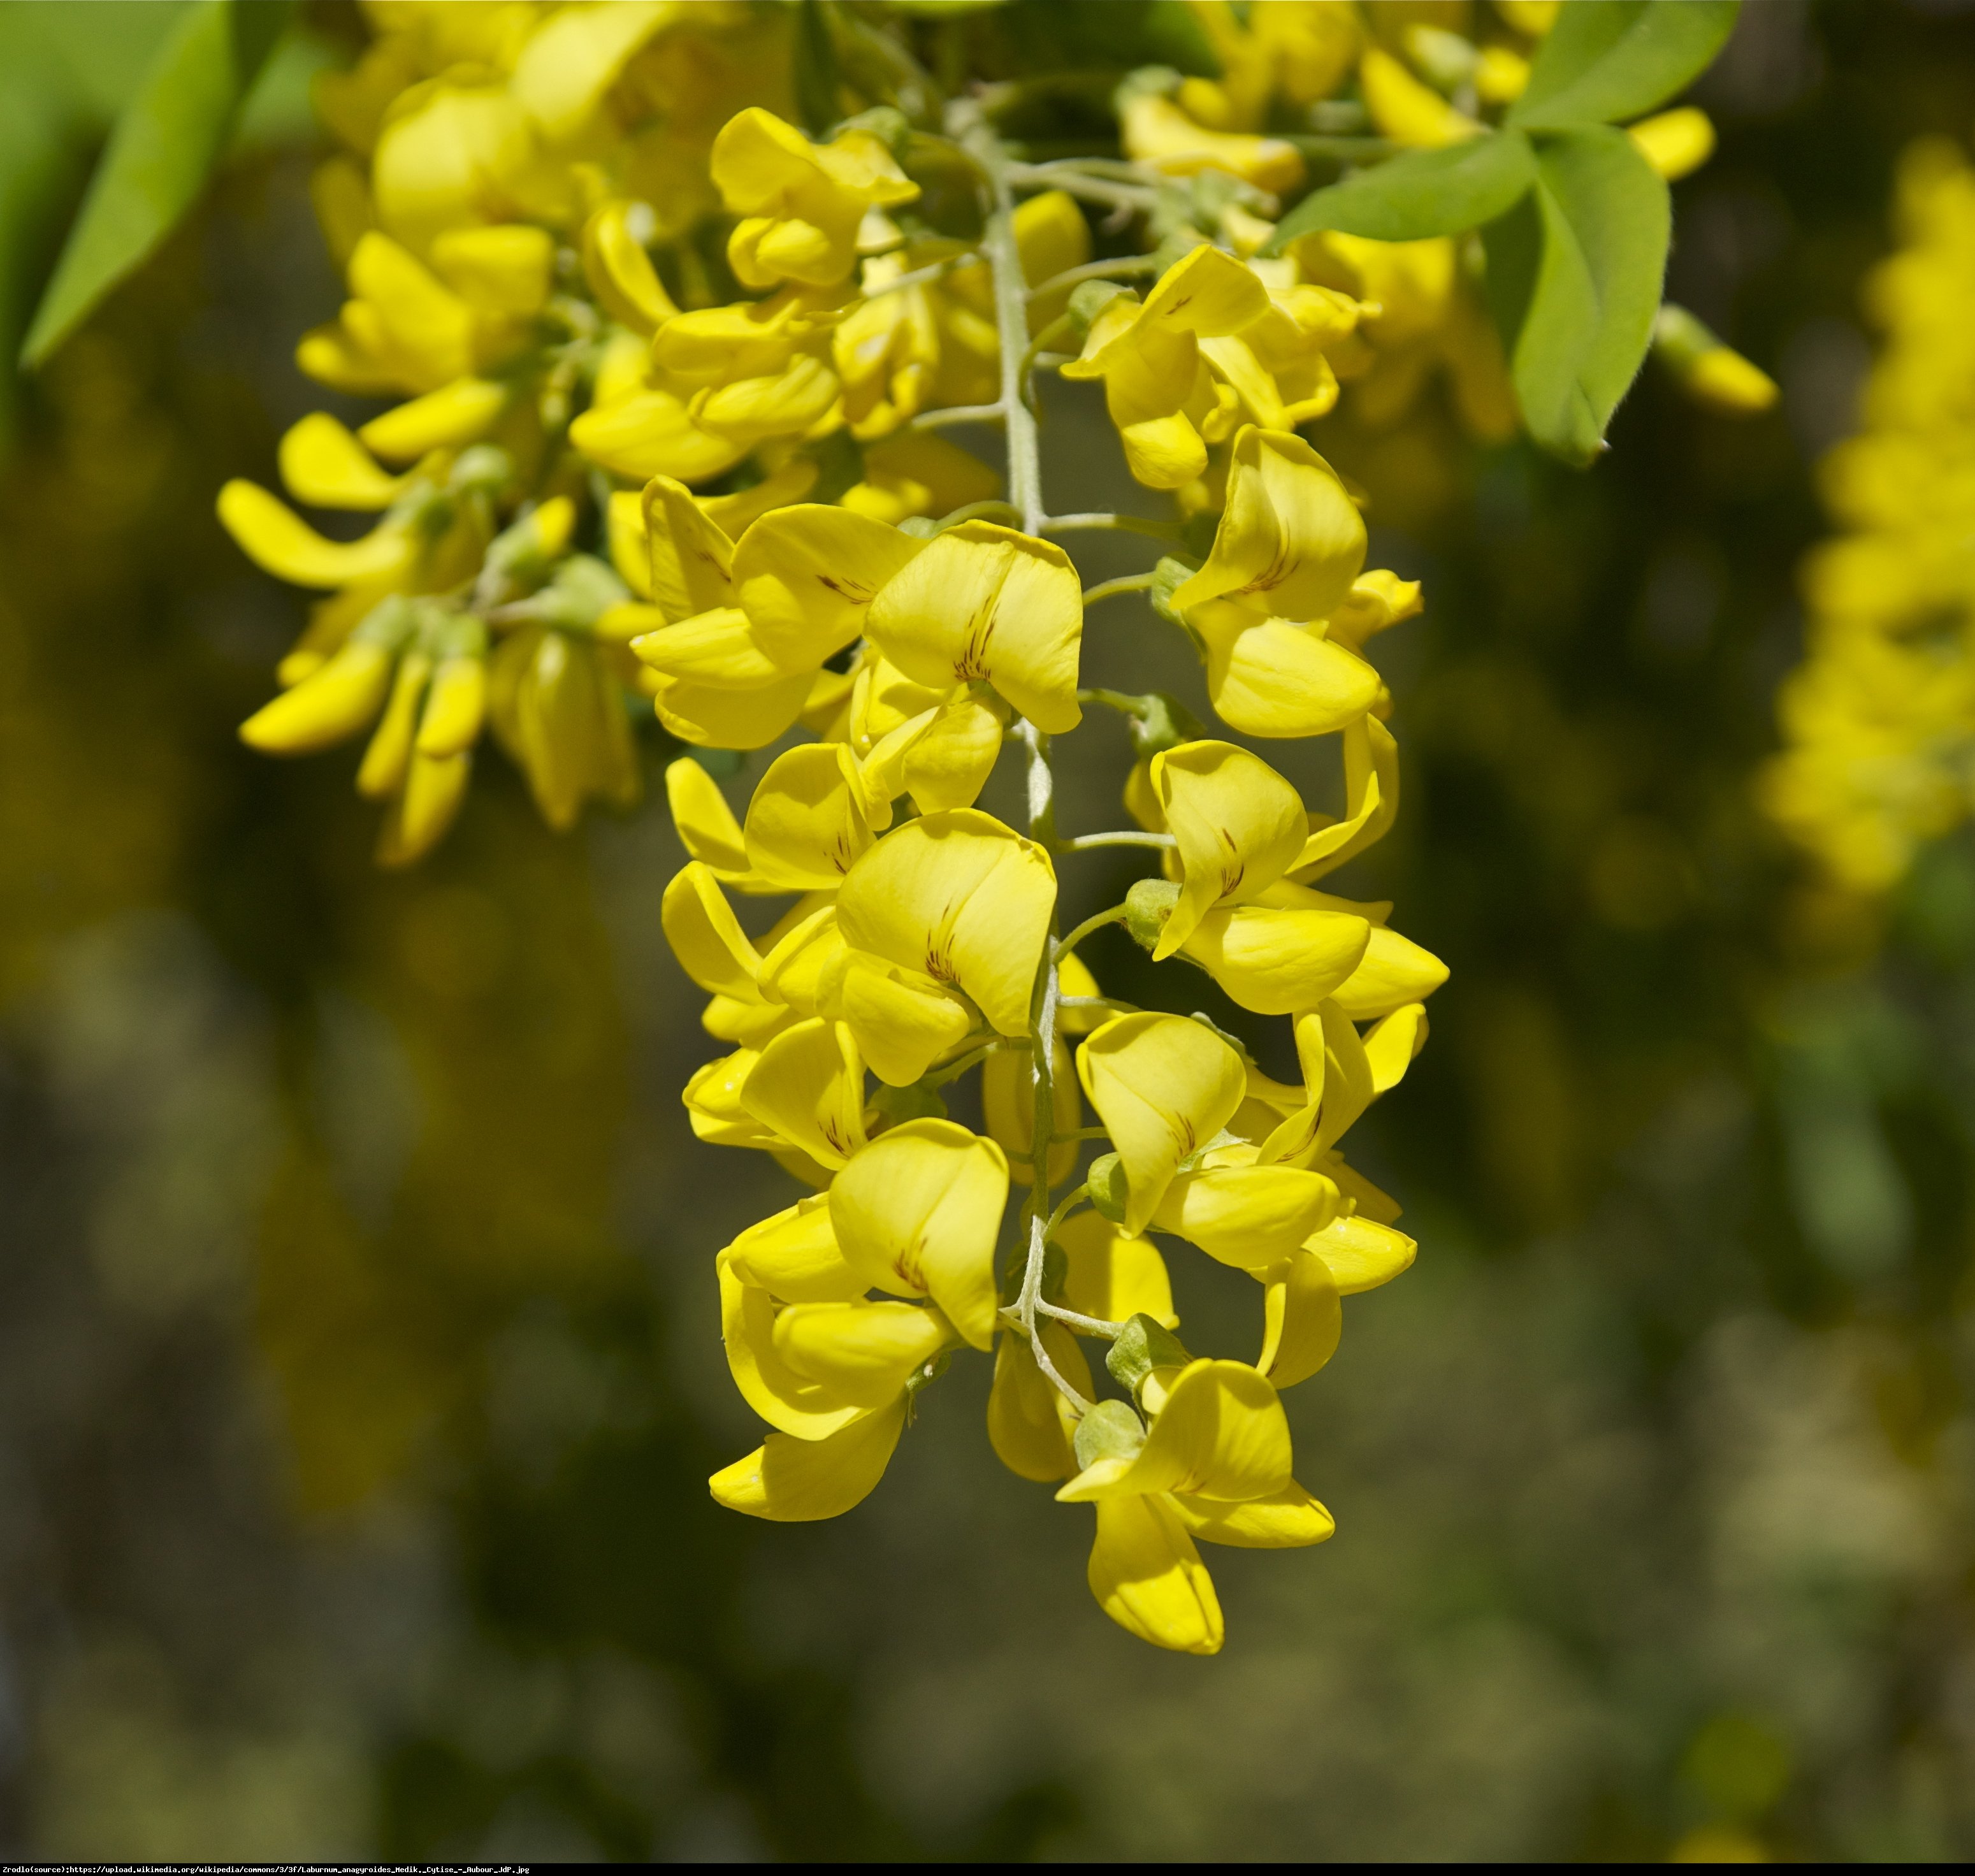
[1266,0,1737,465]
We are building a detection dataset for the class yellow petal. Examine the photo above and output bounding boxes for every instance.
[1630,106,1716,183]
[773,1299,951,1408]
[510,0,672,141]
[1150,739,1308,958]
[987,1324,1092,1482]
[1256,1252,1341,1387]
[828,1118,1008,1348]
[1057,1211,1176,1328]
[1305,1213,1415,1294]
[1085,1493,1224,1654]
[581,198,681,332]
[1076,1013,1247,1236]
[744,742,875,888]
[665,757,751,875]
[717,1253,866,1439]
[903,693,1007,813]
[1152,1161,1341,1268]
[1054,949,1106,1035]
[1195,607,1384,739]
[345,231,478,385]
[1170,1482,1335,1549]
[1360,44,1482,148]
[1364,1002,1428,1094]
[570,387,746,482]
[724,1194,867,1303]
[1179,903,1370,1016]
[652,668,816,751]
[360,377,510,463]
[709,1397,906,1521]
[756,900,848,1020]
[278,412,405,509]
[642,477,739,627]
[661,863,765,1002]
[416,656,487,758]
[355,648,431,800]
[836,953,974,1088]
[836,810,1057,1039]
[240,639,396,754]
[683,1048,778,1148]
[431,222,555,315]
[1061,1358,1291,1503]
[1292,715,1399,877]
[1326,925,1449,1020]
[375,747,471,867]
[218,480,412,589]
[1121,89,1305,193]
[741,1017,869,1169]
[865,521,1084,733]
[733,503,923,669]
[1173,426,1366,623]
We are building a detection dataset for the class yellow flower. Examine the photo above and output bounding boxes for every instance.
[829,1118,1009,1348]
[1148,739,1309,958]
[710,1399,908,1522]
[1359,45,1481,149]
[1056,1211,1176,1329]
[987,1324,1092,1482]
[1061,243,1271,489]
[839,430,1002,527]
[1076,1013,1248,1236]
[1171,426,1392,738]
[741,1016,869,1169]
[1057,1359,1330,1653]
[835,810,1057,1041]
[1150,1146,1343,1268]
[1255,1250,1341,1389]
[865,521,1085,732]
[1630,107,1716,184]
[1120,91,1305,194]
[713,107,918,290]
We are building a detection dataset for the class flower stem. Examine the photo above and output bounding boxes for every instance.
[1080,571,1159,607]
[1055,902,1129,957]
[1043,512,1185,541]
[959,108,1046,533]
[1059,830,1174,852]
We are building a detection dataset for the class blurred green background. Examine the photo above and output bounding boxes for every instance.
[5,0,1975,1860]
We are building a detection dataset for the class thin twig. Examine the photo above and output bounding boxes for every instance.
[1059,830,1175,852]
[1027,254,1160,301]
[1055,902,1129,958]
[1081,571,1159,607]
[1036,1299,1127,1338]
[1043,512,1185,542]
[912,401,1006,430]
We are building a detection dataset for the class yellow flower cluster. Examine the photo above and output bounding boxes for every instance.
[1762,138,1975,895]
[213,0,1648,869]
[671,417,1445,1651]
[216,1,1472,1650]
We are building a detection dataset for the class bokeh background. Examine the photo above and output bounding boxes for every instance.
[4,0,1975,1860]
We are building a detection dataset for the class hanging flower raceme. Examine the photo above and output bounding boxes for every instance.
[1762,136,1975,898]
[642,77,1452,1647]
[202,0,1786,1654]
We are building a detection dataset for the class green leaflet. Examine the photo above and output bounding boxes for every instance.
[20,0,294,368]
[1263,131,1536,248]
[1484,127,1670,468]
[1510,0,1740,131]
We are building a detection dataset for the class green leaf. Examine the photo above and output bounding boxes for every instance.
[1509,0,1739,130]
[1485,127,1670,466]
[20,0,293,368]
[1264,130,1535,249]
